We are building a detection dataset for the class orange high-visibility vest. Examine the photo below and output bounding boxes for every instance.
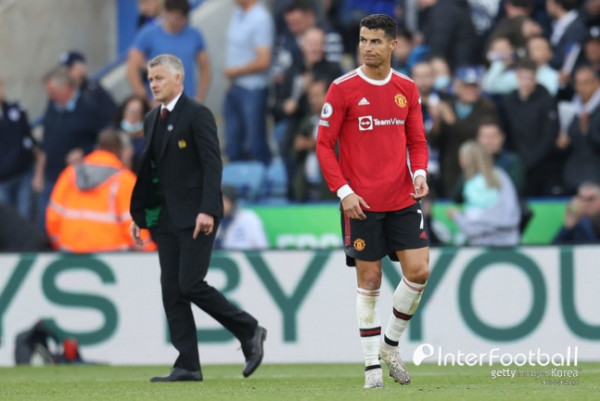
[46,150,156,253]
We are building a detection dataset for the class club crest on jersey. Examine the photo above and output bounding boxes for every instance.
[353,238,366,251]
[394,93,407,108]
[321,102,333,118]
[358,116,373,131]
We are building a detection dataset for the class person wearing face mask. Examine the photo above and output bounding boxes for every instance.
[115,95,150,173]
[428,66,499,197]
[430,57,453,96]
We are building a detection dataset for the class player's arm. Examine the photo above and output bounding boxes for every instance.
[405,83,429,201]
[315,83,369,219]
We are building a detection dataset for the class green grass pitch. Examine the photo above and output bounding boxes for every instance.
[0,362,598,401]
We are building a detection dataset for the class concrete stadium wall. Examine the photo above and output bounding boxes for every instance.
[0,0,117,119]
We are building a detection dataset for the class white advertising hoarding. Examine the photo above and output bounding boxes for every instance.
[0,247,598,366]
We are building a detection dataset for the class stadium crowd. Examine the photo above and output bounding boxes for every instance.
[2,0,600,251]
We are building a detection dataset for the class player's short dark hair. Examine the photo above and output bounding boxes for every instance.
[285,0,315,14]
[360,14,398,40]
[164,0,190,16]
[507,0,534,8]
[514,58,537,72]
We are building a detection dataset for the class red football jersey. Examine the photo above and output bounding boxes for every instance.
[316,67,428,212]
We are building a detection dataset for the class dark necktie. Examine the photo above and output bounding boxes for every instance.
[160,108,170,120]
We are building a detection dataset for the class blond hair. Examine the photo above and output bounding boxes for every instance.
[459,140,500,189]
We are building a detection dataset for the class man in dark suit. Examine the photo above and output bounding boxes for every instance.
[130,54,266,382]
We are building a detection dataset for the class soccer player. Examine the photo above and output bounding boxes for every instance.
[316,14,430,388]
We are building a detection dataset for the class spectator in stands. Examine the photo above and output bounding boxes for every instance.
[482,36,518,95]
[223,0,274,166]
[392,28,427,77]
[290,78,336,201]
[337,0,400,58]
[553,180,600,243]
[475,120,527,197]
[35,66,105,232]
[0,76,36,221]
[483,35,560,96]
[411,61,443,192]
[115,95,150,173]
[430,57,453,96]
[447,141,521,246]
[584,26,600,74]
[429,66,499,196]
[451,119,527,200]
[488,0,539,54]
[137,0,164,29]
[60,50,117,127]
[417,0,478,70]
[273,0,343,77]
[526,35,561,95]
[272,26,342,197]
[0,202,49,252]
[560,65,600,193]
[581,0,600,26]
[272,0,324,35]
[46,129,155,253]
[501,58,561,196]
[127,0,211,103]
[214,185,268,250]
[547,0,588,71]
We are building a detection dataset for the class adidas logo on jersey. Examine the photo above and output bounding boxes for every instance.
[358,97,370,106]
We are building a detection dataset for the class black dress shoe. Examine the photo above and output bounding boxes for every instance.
[150,367,203,382]
[242,326,267,378]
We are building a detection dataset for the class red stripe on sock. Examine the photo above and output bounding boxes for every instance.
[393,308,413,320]
[359,327,381,337]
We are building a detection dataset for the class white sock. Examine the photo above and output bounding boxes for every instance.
[356,287,381,368]
[384,278,426,345]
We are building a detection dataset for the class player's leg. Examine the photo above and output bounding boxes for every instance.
[355,259,384,388]
[380,248,429,384]
[380,205,430,384]
[342,211,387,388]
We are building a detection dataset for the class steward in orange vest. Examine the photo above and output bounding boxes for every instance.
[46,129,155,252]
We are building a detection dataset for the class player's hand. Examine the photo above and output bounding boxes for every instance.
[193,213,214,239]
[342,193,370,220]
[130,221,144,246]
[411,176,429,201]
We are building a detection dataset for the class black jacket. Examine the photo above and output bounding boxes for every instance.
[501,85,559,171]
[563,105,600,192]
[130,94,223,229]
[421,0,478,69]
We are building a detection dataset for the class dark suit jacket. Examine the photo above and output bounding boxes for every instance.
[130,94,223,229]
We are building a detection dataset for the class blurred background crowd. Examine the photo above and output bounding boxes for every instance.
[2,0,600,252]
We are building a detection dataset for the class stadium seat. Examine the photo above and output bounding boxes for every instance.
[222,161,266,202]
[262,157,288,200]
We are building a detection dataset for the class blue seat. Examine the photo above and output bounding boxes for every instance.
[222,161,266,202]
[262,157,288,200]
